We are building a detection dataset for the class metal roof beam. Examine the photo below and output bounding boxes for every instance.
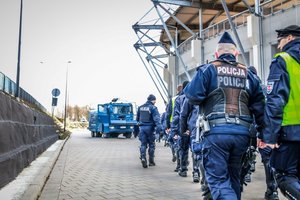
[147,54,169,59]
[151,60,168,69]
[152,0,201,8]
[135,30,171,53]
[206,10,224,27]
[134,42,163,48]
[158,3,197,37]
[154,3,192,81]
[133,43,168,68]
[185,12,199,25]
[241,0,255,13]
[152,0,248,12]
[132,24,165,30]
[202,3,246,12]
[135,49,168,103]
[135,46,168,66]
[134,32,170,95]
[164,24,200,30]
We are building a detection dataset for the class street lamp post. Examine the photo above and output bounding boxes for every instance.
[15,0,23,98]
[63,61,71,132]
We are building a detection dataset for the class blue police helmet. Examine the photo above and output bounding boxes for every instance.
[147,94,156,101]
[218,32,236,46]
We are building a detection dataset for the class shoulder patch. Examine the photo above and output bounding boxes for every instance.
[266,81,274,94]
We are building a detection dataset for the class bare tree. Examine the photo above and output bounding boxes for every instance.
[74,105,80,121]
[62,105,89,121]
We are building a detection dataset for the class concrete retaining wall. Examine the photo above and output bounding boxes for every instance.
[0,92,58,188]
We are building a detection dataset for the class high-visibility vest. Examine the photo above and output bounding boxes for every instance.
[275,52,300,125]
[169,95,177,122]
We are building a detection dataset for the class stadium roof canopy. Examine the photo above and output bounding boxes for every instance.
[158,0,296,44]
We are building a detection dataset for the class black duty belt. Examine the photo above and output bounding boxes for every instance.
[209,117,251,128]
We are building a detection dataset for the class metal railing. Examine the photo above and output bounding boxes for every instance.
[202,9,250,40]
[0,71,47,112]
[178,34,199,55]
[261,0,300,16]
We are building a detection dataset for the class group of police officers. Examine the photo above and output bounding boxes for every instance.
[135,24,300,200]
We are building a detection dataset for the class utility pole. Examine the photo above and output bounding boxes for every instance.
[15,0,23,98]
[63,61,71,132]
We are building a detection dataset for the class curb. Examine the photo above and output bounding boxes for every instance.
[0,138,68,200]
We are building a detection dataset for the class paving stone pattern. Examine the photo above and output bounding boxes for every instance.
[39,130,285,200]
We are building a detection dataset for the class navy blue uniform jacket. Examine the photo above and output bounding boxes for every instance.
[136,101,162,132]
[184,54,265,135]
[263,39,300,144]
[171,91,186,136]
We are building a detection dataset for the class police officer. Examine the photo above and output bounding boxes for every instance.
[166,84,183,163]
[170,81,189,177]
[181,98,212,200]
[136,94,162,168]
[180,98,199,180]
[260,25,300,199]
[184,32,265,200]
[160,107,170,146]
[166,85,183,131]
[248,66,279,200]
[159,110,167,143]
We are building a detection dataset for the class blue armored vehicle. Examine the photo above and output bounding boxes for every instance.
[88,98,137,138]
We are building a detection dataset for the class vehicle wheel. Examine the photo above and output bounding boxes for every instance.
[125,133,132,138]
[91,131,95,137]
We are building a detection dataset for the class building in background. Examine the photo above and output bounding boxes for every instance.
[134,0,300,97]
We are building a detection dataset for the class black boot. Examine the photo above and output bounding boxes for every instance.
[244,173,252,183]
[202,184,213,200]
[264,189,279,200]
[192,171,200,183]
[141,158,148,168]
[178,170,187,177]
[172,154,176,162]
[149,157,156,166]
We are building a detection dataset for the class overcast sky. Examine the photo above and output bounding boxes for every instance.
[0,0,167,113]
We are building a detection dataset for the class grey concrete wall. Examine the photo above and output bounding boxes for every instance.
[261,5,300,82]
[0,92,58,188]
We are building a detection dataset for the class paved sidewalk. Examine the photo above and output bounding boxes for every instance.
[39,130,285,200]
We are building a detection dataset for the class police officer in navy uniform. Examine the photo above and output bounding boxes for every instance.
[248,66,279,200]
[184,32,265,200]
[260,25,300,199]
[180,98,199,180]
[166,85,183,163]
[170,81,189,177]
[136,94,162,168]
